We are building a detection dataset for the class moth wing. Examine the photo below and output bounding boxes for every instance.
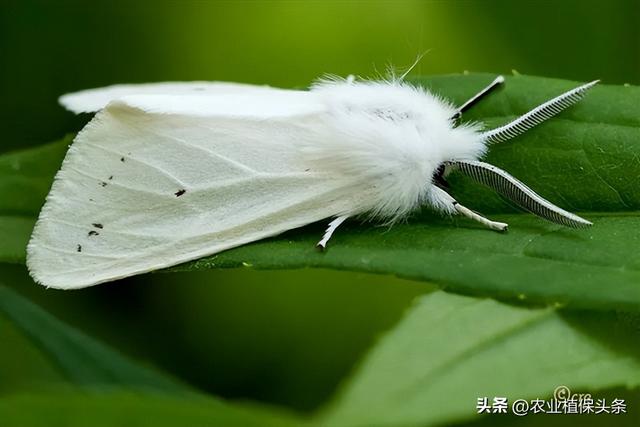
[59,81,293,114]
[28,92,360,289]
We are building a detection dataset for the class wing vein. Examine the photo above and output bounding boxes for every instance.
[67,167,176,197]
[83,142,188,187]
[45,218,171,239]
[159,132,260,175]
[35,243,123,260]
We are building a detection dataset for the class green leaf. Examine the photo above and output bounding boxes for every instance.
[0,284,188,394]
[0,284,302,426]
[319,291,640,427]
[2,75,640,310]
[173,213,640,312]
[0,136,68,264]
[0,136,70,216]
[0,315,69,394]
[0,216,35,264]
[0,392,300,427]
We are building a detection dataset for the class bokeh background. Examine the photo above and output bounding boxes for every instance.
[1,0,639,414]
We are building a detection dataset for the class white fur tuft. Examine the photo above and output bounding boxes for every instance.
[305,79,486,222]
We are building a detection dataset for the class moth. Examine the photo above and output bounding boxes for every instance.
[27,75,597,289]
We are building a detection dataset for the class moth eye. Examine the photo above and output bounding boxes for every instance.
[450,112,462,126]
[432,163,448,189]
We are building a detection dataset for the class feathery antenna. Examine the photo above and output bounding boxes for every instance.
[445,160,591,228]
[482,80,599,144]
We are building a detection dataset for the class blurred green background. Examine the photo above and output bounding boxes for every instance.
[1,0,639,415]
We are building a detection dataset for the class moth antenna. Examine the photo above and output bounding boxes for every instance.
[446,160,592,228]
[452,75,505,120]
[482,80,599,144]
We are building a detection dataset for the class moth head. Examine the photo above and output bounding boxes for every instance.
[433,77,598,228]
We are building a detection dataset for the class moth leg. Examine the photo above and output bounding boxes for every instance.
[316,215,349,250]
[453,202,508,232]
[433,187,508,232]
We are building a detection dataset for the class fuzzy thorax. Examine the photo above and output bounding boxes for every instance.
[303,79,487,222]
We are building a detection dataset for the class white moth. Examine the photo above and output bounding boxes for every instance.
[27,75,597,289]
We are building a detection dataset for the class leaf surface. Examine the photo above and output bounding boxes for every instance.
[0,284,302,426]
[0,392,300,427]
[0,284,188,394]
[319,291,640,427]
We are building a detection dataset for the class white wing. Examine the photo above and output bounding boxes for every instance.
[59,81,291,114]
[28,92,364,289]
